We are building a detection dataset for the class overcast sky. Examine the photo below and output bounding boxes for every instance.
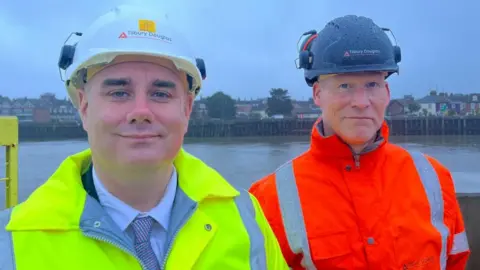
[0,0,478,101]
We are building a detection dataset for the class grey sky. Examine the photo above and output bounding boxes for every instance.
[1,0,478,100]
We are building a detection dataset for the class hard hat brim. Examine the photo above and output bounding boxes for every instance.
[305,64,399,82]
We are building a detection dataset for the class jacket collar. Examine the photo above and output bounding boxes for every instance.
[309,117,389,159]
[7,148,239,231]
[81,148,238,202]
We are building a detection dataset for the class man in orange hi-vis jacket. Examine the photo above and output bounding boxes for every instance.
[249,15,470,270]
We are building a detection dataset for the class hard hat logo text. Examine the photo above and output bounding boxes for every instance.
[118,31,173,43]
[344,49,381,57]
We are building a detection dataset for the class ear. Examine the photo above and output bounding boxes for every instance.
[77,89,89,132]
[385,82,391,100]
[182,93,195,135]
[184,92,194,118]
[312,81,322,108]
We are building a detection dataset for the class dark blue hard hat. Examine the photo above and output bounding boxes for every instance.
[296,15,401,86]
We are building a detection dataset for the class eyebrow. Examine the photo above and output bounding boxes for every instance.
[101,78,176,89]
[152,79,176,89]
[102,78,131,87]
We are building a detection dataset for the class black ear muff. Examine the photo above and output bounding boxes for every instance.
[393,45,401,63]
[382,27,402,64]
[58,32,82,83]
[298,50,312,69]
[58,44,77,70]
[192,58,206,95]
[58,32,83,71]
[297,32,318,70]
[195,58,206,80]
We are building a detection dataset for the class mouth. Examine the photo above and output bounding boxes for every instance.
[118,134,161,139]
[345,117,373,120]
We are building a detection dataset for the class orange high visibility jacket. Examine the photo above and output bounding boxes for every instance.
[249,119,470,270]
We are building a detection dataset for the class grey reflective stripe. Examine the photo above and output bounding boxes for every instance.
[409,150,450,270]
[450,231,469,255]
[275,161,316,270]
[234,189,267,270]
[0,208,16,270]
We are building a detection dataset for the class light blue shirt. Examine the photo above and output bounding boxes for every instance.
[92,165,178,263]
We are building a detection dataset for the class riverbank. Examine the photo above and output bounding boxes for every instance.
[14,116,480,141]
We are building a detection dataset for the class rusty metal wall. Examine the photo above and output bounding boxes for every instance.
[458,193,480,270]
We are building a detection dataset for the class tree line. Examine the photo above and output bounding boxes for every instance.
[196,88,476,120]
[197,88,295,120]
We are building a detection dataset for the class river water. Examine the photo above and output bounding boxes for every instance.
[1,136,480,208]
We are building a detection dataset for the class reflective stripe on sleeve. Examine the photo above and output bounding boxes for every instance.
[275,161,316,270]
[450,231,469,255]
[409,150,450,270]
[234,189,267,270]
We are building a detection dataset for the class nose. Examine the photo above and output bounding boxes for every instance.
[126,95,154,124]
[350,88,371,109]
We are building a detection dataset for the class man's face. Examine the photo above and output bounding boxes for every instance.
[313,72,390,145]
[77,57,194,167]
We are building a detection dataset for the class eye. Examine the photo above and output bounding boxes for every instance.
[151,91,171,100]
[338,83,350,89]
[109,90,130,98]
[365,82,380,88]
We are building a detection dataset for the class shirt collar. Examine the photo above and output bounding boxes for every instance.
[92,166,178,232]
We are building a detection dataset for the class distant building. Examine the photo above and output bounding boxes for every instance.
[235,104,252,118]
[250,103,268,119]
[192,101,208,119]
[416,95,449,116]
[292,98,320,119]
[50,99,77,123]
[10,98,37,122]
[0,96,11,115]
[386,95,419,116]
[465,94,480,115]
[33,103,51,123]
[293,107,321,119]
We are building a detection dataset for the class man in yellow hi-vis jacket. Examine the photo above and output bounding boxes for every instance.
[0,5,288,270]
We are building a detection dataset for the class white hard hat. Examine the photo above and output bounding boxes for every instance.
[58,5,206,108]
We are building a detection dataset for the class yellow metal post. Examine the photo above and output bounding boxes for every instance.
[0,116,19,208]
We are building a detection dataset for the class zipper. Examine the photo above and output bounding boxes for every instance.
[349,136,384,169]
[353,154,360,168]
[82,203,198,270]
[83,230,148,270]
[160,204,197,270]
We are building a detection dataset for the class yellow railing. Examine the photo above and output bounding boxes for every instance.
[0,116,18,208]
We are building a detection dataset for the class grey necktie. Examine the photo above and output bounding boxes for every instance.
[132,216,161,270]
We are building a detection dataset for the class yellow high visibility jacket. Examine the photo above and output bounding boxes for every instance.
[0,148,288,270]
